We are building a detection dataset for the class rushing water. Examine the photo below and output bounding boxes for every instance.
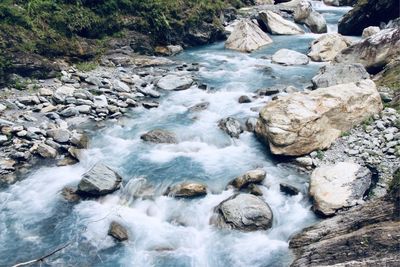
[0,3,351,267]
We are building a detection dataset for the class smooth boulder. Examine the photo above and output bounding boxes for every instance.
[311,63,369,88]
[272,49,309,66]
[255,80,382,156]
[140,129,177,144]
[77,163,122,196]
[310,162,372,216]
[308,33,351,62]
[225,19,273,52]
[210,193,273,231]
[108,221,129,242]
[165,182,207,198]
[294,0,327,33]
[258,10,304,35]
[229,169,266,190]
[157,74,193,91]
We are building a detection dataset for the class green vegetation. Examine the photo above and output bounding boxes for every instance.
[76,61,99,72]
[376,59,400,111]
[340,131,350,137]
[316,150,324,160]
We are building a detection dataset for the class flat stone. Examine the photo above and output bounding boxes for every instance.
[157,74,193,91]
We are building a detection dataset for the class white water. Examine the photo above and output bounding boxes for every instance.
[0,3,351,266]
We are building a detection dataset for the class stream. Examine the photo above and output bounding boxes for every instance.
[0,3,351,267]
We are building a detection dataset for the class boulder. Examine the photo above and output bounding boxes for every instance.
[338,0,399,36]
[311,63,370,88]
[77,163,122,196]
[157,74,193,91]
[229,169,266,190]
[140,129,177,144]
[308,33,352,62]
[362,26,380,39]
[37,143,57,158]
[155,45,183,56]
[53,86,75,104]
[238,95,251,103]
[93,95,108,109]
[258,10,304,35]
[112,80,131,93]
[280,183,300,196]
[218,117,243,138]
[225,19,273,52]
[334,28,400,73]
[47,128,71,143]
[272,49,309,66]
[108,221,129,242]
[165,182,207,198]
[255,79,382,156]
[210,193,273,231]
[294,0,327,33]
[309,162,372,216]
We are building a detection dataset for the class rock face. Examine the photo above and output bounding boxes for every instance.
[308,33,351,62]
[108,221,129,242]
[338,0,400,36]
[362,26,380,39]
[311,63,369,88]
[229,169,266,190]
[294,0,327,33]
[140,129,177,144]
[255,79,382,156]
[157,74,193,91]
[272,49,309,66]
[77,163,122,196]
[218,117,243,138]
[210,193,273,231]
[334,28,400,73]
[258,10,304,35]
[165,182,207,198]
[225,19,273,52]
[290,197,400,266]
[309,162,372,216]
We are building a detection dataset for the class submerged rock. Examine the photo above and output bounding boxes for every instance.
[280,183,300,196]
[77,163,122,196]
[210,193,273,231]
[258,10,304,35]
[140,129,177,144]
[272,49,309,66]
[218,117,243,138]
[255,80,382,156]
[310,162,372,216]
[225,19,273,52]
[308,33,351,62]
[157,74,193,91]
[165,182,207,198]
[108,221,129,242]
[229,169,266,190]
[311,63,369,88]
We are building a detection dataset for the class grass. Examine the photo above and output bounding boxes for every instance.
[75,61,98,72]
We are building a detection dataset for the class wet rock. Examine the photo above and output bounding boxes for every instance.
[229,169,266,190]
[70,132,89,148]
[280,183,300,196]
[57,156,78,166]
[272,49,309,66]
[61,187,80,202]
[310,162,372,216]
[140,129,177,144]
[47,128,71,143]
[142,101,159,109]
[225,19,273,52]
[247,184,263,196]
[37,143,57,158]
[362,26,380,39]
[311,63,369,88]
[308,33,351,62]
[155,45,183,56]
[77,163,122,196]
[255,80,382,156]
[258,10,304,35]
[218,117,243,138]
[157,74,193,91]
[165,182,207,198]
[294,0,327,33]
[188,102,209,112]
[246,117,258,132]
[210,193,273,231]
[238,95,251,103]
[137,86,160,98]
[108,221,129,242]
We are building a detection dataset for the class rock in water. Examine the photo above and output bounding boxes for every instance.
[77,163,122,196]
[272,49,309,66]
[165,182,207,198]
[255,80,382,156]
[140,129,177,144]
[218,117,243,138]
[308,33,351,62]
[280,183,300,196]
[225,19,273,52]
[258,10,304,35]
[294,0,327,33]
[229,169,266,189]
[108,221,129,241]
[157,74,193,91]
[309,162,372,216]
[210,193,273,231]
[311,63,369,88]
[334,28,400,73]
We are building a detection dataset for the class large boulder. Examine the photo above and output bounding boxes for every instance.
[255,79,382,156]
[272,49,309,65]
[294,0,327,33]
[338,0,399,36]
[210,193,273,231]
[225,19,273,52]
[229,169,266,190]
[157,74,193,91]
[258,10,304,35]
[334,28,400,73]
[165,182,207,198]
[311,63,370,88]
[310,162,372,216]
[308,33,352,62]
[140,129,177,144]
[77,163,122,196]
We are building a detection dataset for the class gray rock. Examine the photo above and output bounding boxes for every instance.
[77,163,122,196]
[137,85,160,98]
[76,105,91,114]
[60,107,79,117]
[108,221,129,242]
[311,63,369,88]
[93,95,108,109]
[157,74,193,91]
[246,117,258,132]
[53,86,76,104]
[280,183,300,196]
[218,117,243,138]
[85,76,102,86]
[18,96,40,105]
[165,182,207,198]
[229,169,266,190]
[294,0,327,33]
[37,143,57,158]
[238,95,252,103]
[258,10,304,35]
[47,128,71,143]
[210,193,273,231]
[140,129,177,144]
[188,102,210,112]
[362,26,380,39]
[39,88,53,96]
[113,80,131,92]
[272,49,309,66]
[0,135,8,145]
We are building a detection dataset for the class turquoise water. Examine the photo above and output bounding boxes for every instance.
[0,3,350,266]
